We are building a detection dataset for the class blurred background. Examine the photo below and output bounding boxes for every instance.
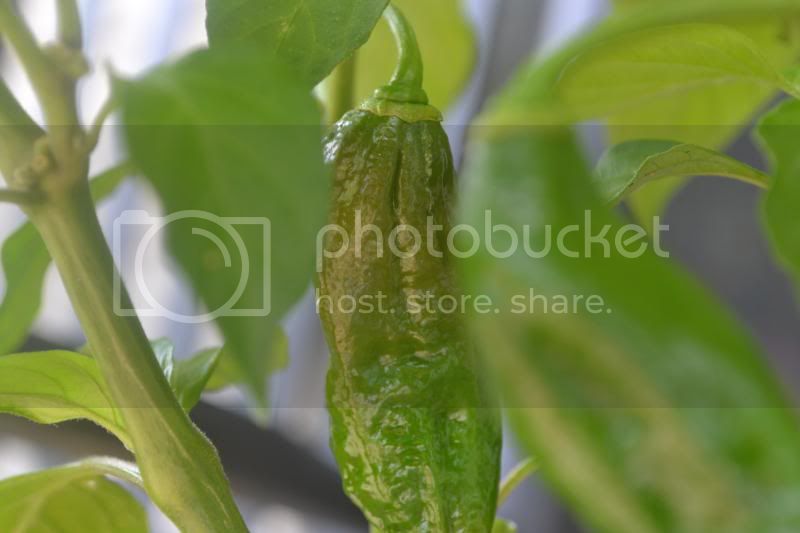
[1,0,798,531]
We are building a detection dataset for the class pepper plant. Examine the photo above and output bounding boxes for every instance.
[0,1,800,532]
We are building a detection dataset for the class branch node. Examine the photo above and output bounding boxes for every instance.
[44,43,90,80]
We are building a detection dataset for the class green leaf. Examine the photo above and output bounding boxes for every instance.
[595,140,769,204]
[206,0,389,86]
[756,98,800,290]
[354,0,476,110]
[119,46,326,404]
[0,336,221,447]
[205,326,289,419]
[484,1,800,221]
[459,125,800,532]
[0,163,131,354]
[555,24,791,121]
[0,342,224,447]
[0,351,131,449]
[0,224,49,355]
[151,339,221,411]
[605,20,800,222]
[0,457,146,533]
[490,6,800,125]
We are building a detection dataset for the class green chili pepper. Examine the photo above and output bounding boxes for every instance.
[318,5,502,532]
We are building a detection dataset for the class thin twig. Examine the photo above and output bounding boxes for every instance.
[57,0,83,50]
[0,2,80,157]
[85,97,117,152]
[498,457,539,507]
[0,188,42,206]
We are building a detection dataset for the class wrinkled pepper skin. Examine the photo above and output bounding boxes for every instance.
[318,107,502,532]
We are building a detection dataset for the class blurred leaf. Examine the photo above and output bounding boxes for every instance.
[595,140,769,204]
[207,326,289,391]
[0,224,49,355]
[119,47,327,405]
[0,163,131,354]
[485,2,800,221]
[0,351,131,449]
[151,339,221,411]
[556,24,791,121]
[607,20,800,222]
[459,125,800,532]
[490,6,800,125]
[206,0,389,86]
[205,326,289,421]
[0,457,145,533]
[492,518,518,533]
[354,0,475,110]
[756,98,800,290]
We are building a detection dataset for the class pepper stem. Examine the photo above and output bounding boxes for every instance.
[377,4,428,104]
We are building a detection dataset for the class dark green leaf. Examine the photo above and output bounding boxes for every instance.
[205,326,289,418]
[459,125,800,532]
[0,351,131,449]
[206,0,389,86]
[0,457,145,533]
[0,164,131,354]
[595,140,769,204]
[756,98,800,290]
[354,0,475,110]
[119,46,326,404]
[173,348,222,411]
[152,338,221,411]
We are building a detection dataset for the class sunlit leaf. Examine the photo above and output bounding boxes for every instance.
[0,457,145,533]
[558,24,788,121]
[0,351,131,449]
[483,1,800,221]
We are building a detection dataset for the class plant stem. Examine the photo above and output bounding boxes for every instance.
[0,2,80,159]
[498,458,538,507]
[378,3,428,104]
[0,188,41,205]
[322,54,357,124]
[29,180,248,532]
[56,0,83,50]
[384,4,424,92]
[86,96,116,151]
